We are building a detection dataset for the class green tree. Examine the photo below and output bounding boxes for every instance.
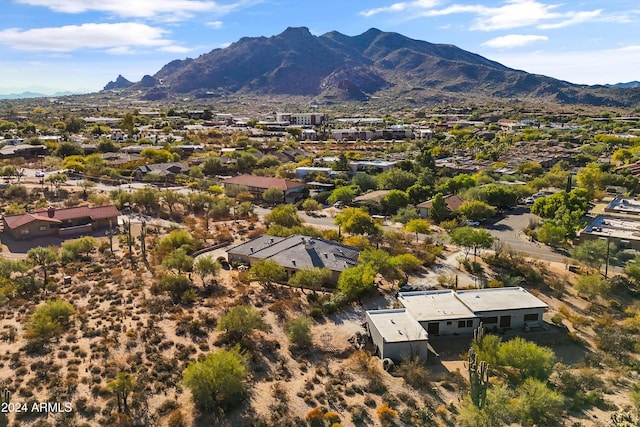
[570,239,610,273]
[193,257,220,287]
[60,236,97,263]
[288,267,332,292]
[458,200,495,222]
[107,372,136,414]
[352,173,378,192]
[161,190,185,216]
[440,174,476,194]
[391,253,422,274]
[625,256,640,284]
[376,169,417,191]
[497,337,556,381]
[516,161,543,176]
[216,305,269,344]
[265,204,302,228]
[64,116,85,133]
[335,207,379,236]
[450,227,495,259]
[56,142,83,158]
[476,184,519,207]
[163,248,194,274]
[156,275,191,303]
[132,187,160,214]
[404,218,431,234]
[263,187,285,204]
[515,378,564,427]
[250,259,287,288]
[536,222,567,247]
[328,186,356,205]
[302,198,322,214]
[337,264,377,300]
[287,316,313,350]
[429,193,450,224]
[381,189,409,215]
[183,346,248,412]
[391,205,419,224]
[457,384,514,427]
[576,163,603,198]
[574,274,611,299]
[45,173,68,196]
[156,230,195,258]
[26,246,58,285]
[26,299,74,342]
[235,201,254,219]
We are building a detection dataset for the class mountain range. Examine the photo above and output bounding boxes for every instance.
[104,27,640,107]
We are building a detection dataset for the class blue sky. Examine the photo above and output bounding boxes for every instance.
[1,0,639,94]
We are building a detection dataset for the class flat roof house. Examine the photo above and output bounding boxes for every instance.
[226,234,360,285]
[365,309,429,362]
[2,205,120,239]
[398,287,548,336]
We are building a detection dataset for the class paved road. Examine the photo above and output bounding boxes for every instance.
[486,207,570,263]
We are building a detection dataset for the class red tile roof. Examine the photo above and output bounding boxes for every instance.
[222,174,304,191]
[3,205,120,230]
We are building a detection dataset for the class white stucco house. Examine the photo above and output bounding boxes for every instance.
[365,309,429,362]
[397,287,548,336]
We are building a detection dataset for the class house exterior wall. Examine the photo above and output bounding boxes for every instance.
[475,308,545,330]
[417,308,545,336]
[366,312,429,362]
[3,215,118,240]
[381,341,429,362]
[418,317,479,336]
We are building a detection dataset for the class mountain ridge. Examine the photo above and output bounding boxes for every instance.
[105,27,640,107]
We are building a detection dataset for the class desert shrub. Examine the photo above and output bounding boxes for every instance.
[377,404,399,426]
[287,316,313,350]
[305,406,325,427]
[394,357,431,390]
[182,346,248,413]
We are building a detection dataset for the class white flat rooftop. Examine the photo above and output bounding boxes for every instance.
[398,287,547,320]
[398,290,474,321]
[366,309,428,343]
[582,215,640,241]
[456,287,548,313]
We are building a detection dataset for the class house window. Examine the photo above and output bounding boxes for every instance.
[446,321,452,325]
[482,316,498,324]
[458,320,473,328]
[20,229,29,235]
[39,225,48,231]
[524,313,539,322]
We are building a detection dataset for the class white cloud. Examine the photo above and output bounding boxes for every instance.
[488,45,640,85]
[469,0,560,31]
[483,34,547,48]
[206,21,224,29]
[538,9,602,29]
[361,0,604,31]
[360,0,440,17]
[16,0,244,20]
[0,22,180,52]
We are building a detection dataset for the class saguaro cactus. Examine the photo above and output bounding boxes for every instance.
[468,347,489,408]
[0,387,10,427]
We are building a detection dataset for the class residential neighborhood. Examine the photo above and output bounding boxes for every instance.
[2,98,640,427]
